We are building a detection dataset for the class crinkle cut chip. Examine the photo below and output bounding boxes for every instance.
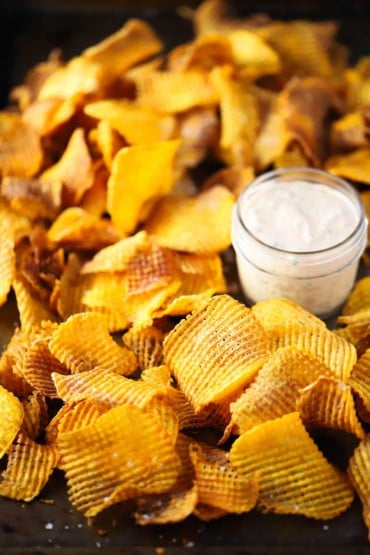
[0,385,24,458]
[230,412,354,519]
[348,435,370,539]
[58,404,181,517]
[163,294,270,412]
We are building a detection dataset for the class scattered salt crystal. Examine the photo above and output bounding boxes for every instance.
[45,522,54,530]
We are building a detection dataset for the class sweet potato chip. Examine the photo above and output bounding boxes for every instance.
[163,294,270,412]
[52,368,166,410]
[229,346,333,435]
[0,112,43,178]
[326,147,370,184]
[342,276,370,315]
[85,99,176,145]
[107,139,180,234]
[348,349,370,412]
[47,207,121,251]
[210,65,260,166]
[230,412,354,519]
[269,321,357,381]
[0,222,15,307]
[122,326,165,370]
[49,312,137,375]
[0,432,57,502]
[251,297,325,334]
[145,185,235,254]
[137,70,218,113]
[58,404,181,517]
[0,385,24,458]
[13,276,58,334]
[189,442,259,513]
[297,376,365,439]
[348,435,370,539]
[40,128,94,206]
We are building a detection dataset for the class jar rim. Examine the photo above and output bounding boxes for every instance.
[235,167,366,257]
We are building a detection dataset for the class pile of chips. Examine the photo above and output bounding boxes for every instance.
[0,0,369,538]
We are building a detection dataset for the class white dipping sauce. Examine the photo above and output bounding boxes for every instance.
[231,169,368,317]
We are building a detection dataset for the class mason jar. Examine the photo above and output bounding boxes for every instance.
[231,168,368,317]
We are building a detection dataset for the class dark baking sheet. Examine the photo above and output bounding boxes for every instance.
[0,2,370,553]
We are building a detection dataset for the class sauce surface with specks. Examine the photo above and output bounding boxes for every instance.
[242,181,359,252]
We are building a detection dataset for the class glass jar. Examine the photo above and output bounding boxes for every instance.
[231,168,368,317]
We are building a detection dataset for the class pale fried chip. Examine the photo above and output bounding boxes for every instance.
[348,435,370,539]
[145,186,235,254]
[49,312,137,375]
[269,321,356,381]
[58,404,181,517]
[107,140,180,234]
[230,412,354,519]
[0,432,57,501]
[0,385,24,458]
[298,376,365,439]
[229,346,333,435]
[163,294,270,412]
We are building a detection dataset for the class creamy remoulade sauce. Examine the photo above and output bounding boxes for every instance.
[243,181,359,252]
[231,169,368,317]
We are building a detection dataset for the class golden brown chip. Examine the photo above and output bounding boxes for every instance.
[269,321,357,381]
[89,120,127,171]
[145,186,235,254]
[58,404,181,517]
[330,111,368,153]
[298,376,365,438]
[1,176,62,221]
[21,392,48,440]
[337,310,370,346]
[146,397,179,445]
[13,276,58,334]
[210,65,260,166]
[189,443,259,513]
[168,33,233,72]
[21,340,69,398]
[0,385,24,458]
[52,368,166,409]
[348,435,370,539]
[40,128,94,206]
[122,326,165,370]
[229,346,333,435]
[251,297,326,334]
[85,99,176,145]
[0,222,15,307]
[136,70,218,113]
[342,276,370,315]
[348,349,370,412]
[49,312,137,375]
[107,140,180,235]
[230,412,354,519]
[201,165,255,198]
[0,198,31,244]
[125,243,179,294]
[140,364,172,387]
[0,431,56,502]
[22,96,77,137]
[325,147,370,184]
[47,207,121,251]
[0,112,43,178]
[163,294,270,412]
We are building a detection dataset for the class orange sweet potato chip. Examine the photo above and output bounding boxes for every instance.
[107,140,180,235]
[58,404,181,517]
[163,294,270,412]
[145,185,235,254]
[230,412,354,519]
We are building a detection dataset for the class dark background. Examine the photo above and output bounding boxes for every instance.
[0,1,370,553]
